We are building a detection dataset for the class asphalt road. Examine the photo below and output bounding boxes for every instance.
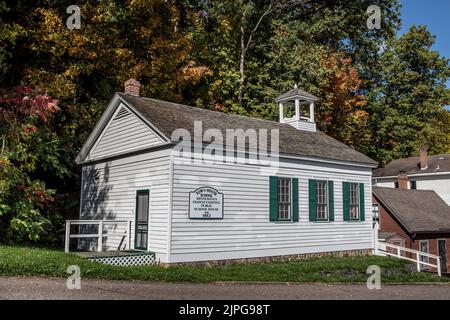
[0,276,449,300]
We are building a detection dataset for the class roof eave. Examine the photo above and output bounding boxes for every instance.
[280,152,378,168]
[373,171,450,179]
[412,230,450,235]
[118,93,171,142]
[77,142,174,165]
[75,93,122,164]
[275,94,318,103]
[372,189,414,235]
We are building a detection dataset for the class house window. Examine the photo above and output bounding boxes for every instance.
[269,176,299,222]
[410,181,417,189]
[372,204,380,219]
[277,178,291,220]
[343,182,365,222]
[419,240,429,270]
[349,183,360,220]
[388,239,404,255]
[392,240,403,247]
[316,181,328,220]
[309,179,334,222]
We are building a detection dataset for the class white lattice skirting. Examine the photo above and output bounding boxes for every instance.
[88,253,156,266]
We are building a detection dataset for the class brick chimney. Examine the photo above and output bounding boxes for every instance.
[420,146,428,170]
[124,79,142,96]
[397,171,408,189]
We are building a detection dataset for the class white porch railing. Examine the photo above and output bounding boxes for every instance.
[65,220,132,253]
[376,241,442,276]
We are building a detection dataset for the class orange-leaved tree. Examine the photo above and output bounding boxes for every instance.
[318,54,370,148]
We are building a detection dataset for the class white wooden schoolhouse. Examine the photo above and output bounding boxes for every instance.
[69,79,378,264]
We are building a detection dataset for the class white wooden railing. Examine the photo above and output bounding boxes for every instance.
[65,220,132,253]
[376,241,442,276]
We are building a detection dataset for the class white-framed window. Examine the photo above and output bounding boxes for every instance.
[349,182,360,220]
[372,203,379,217]
[316,180,328,220]
[277,177,291,220]
[392,239,403,247]
[388,239,404,255]
[419,240,430,270]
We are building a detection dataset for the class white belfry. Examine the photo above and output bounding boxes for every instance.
[276,84,317,132]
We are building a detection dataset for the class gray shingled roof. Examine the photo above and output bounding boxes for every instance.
[373,154,450,177]
[373,187,450,234]
[276,87,318,102]
[119,93,377,166]
[378,231,404,240]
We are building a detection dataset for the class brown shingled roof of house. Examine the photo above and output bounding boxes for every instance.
[373,154,450,177]
[373,187,450,234]
[119,93,377,166]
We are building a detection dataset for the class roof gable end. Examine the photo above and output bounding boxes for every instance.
[75,94,170,164]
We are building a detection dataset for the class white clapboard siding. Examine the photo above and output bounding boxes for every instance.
[79,148,171,262]
[87,103,165,161]
[374,175,450,205]
[170,156,373,263]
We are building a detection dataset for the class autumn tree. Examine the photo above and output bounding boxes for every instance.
[318,55,369,147]
[0,86,60,242]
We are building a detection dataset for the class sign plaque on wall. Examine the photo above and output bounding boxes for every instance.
[189,186,224,219]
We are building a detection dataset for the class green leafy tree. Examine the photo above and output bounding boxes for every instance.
[366,26,450,164]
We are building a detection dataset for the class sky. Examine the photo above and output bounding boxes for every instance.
[399,0,450,96]
[399,0,450,59]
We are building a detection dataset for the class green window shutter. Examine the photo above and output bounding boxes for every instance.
[308,179,317,221]
[328,180,334,222]
[292,178,299,222]
[343,182,350,221]
[359,183,365,221]
[269,176,278,221]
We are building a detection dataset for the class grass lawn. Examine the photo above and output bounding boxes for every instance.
[0,245,448,283]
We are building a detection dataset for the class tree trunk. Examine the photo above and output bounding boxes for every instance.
[239,23,246,104]
[237,1,276,106]
[0,136,5,157]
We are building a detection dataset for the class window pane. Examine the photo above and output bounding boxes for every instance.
[420,241,429,270]
[277,178,291,220]
[316,181,328,220]
[349,183,359,220]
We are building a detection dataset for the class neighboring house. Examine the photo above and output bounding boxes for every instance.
[373,148,450,205]
[378,232,407,247]
[74,79,378,264]
[373,186,450,273]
